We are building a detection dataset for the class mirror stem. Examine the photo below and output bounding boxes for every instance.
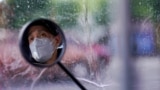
[57,62,86,90]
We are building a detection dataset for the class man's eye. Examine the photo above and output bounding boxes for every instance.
[29,37,34,43]
[41,33,46,37]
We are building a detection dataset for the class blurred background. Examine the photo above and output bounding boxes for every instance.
[0,0,160,90]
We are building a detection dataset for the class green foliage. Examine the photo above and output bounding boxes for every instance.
[152,0,160,22]
[7,0,52,29]
[131,0,153,21]
[131,0,160,22]
[53,1,81,28]
[93,0,109,25]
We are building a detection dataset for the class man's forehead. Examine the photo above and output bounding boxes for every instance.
[28,25,50,35]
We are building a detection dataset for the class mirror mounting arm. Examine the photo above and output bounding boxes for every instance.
[57,62,86,90]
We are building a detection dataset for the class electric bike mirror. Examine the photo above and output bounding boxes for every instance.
[19,18,66,67]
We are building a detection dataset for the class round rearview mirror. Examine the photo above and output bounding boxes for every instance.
[19,18,66,67]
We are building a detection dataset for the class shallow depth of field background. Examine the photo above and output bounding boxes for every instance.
[0,0,160,90]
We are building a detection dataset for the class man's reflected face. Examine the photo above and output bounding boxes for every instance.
[28,25,54,44]
[28,25,61,64]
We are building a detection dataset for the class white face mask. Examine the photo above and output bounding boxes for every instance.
[29,38,55,63]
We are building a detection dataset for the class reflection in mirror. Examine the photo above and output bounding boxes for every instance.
[19,18,66,67]
[28,24,61,64]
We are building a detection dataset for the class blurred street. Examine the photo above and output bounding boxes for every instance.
[105,56,160,90]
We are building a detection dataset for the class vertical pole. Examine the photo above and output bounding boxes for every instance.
[109,0,134,90]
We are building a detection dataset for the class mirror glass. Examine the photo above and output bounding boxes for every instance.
[19,18,66,67]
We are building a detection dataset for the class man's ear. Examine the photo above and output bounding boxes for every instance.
[54,35,61,46]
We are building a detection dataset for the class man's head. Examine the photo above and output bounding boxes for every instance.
[28,24,61,64]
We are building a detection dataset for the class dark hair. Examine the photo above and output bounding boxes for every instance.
[27,19,59,36]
